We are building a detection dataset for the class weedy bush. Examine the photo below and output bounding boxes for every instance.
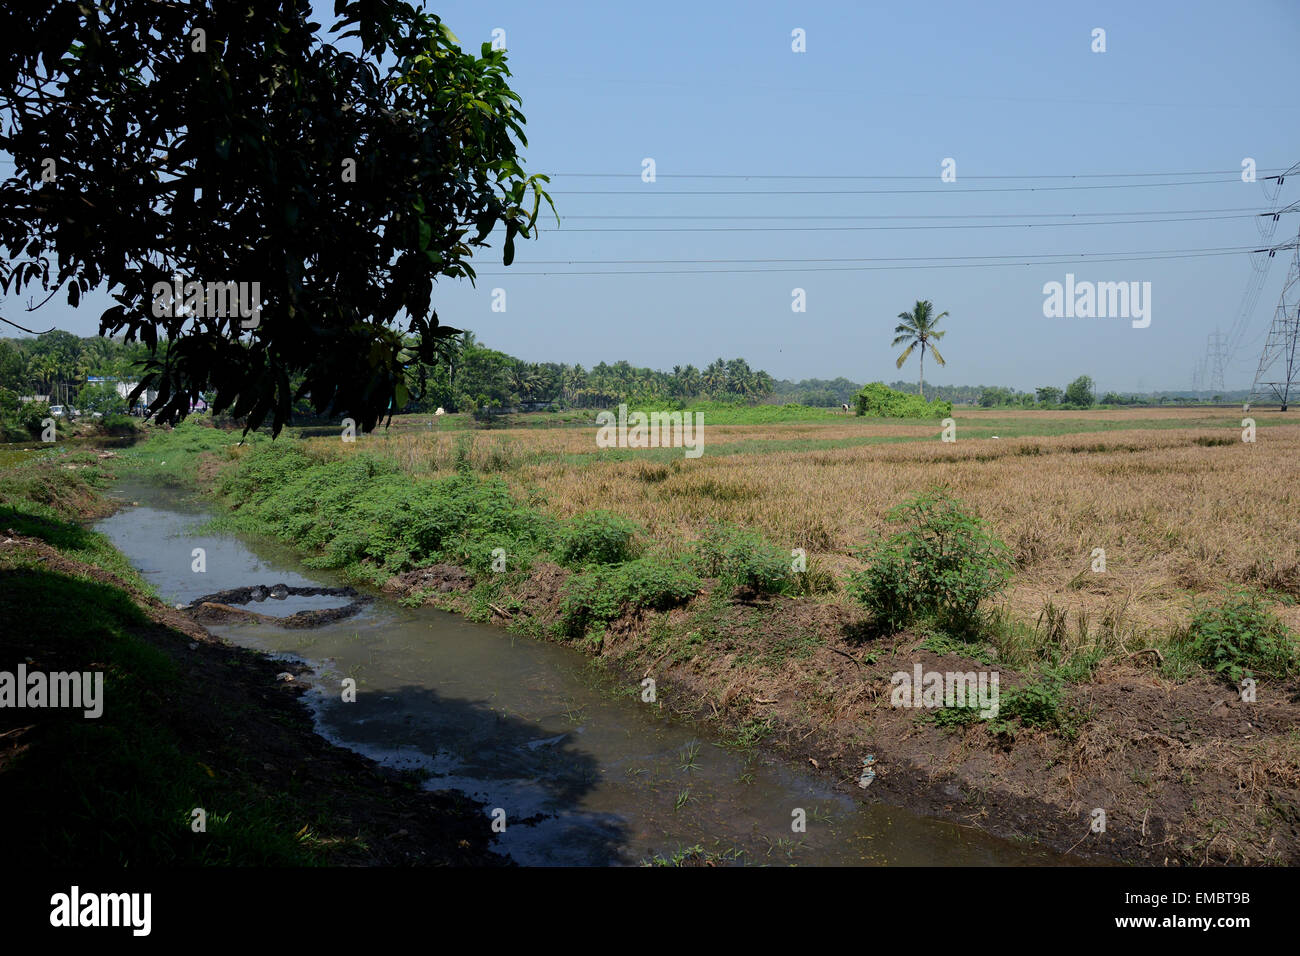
[998,680,1066,730]
[453,433,476,474]
[558,555,701,636]
[854,382,952,418]
[790,554,839,595]
[1183,589,1297,684]
[216,445,554,577]
[693,520,792,594]
[94,413,139,436]
[556,509,642,566]
[848,489,1012,637]
[0,393,63,441]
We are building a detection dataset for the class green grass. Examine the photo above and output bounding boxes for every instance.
[0,552,327,865]
[0,449,391,865]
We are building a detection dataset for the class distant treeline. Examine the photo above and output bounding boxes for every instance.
[0,331,780,415]
[878,380,1253,408]
[0,331,1252,421]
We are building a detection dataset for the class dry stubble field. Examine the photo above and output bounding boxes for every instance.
[318,407,1300,649]
[277,406,1300,862]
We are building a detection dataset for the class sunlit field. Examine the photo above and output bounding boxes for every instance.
[295,407,1300,647]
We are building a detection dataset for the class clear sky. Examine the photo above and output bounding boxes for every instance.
[11,0,1300,393]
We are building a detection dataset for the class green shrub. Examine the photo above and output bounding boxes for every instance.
[848,489,1012,637]
[1185,589,1297,684]
[211,443,554,576]
[791,554,839,595]
[559,555,700,636]
[0,397,62,441]
[854,382,952,419]
[929,704,984,728]
[95,413,138,435]
[998,680,1064,730]
[556,510,642,566]
[77,381,129,416]
[693,520,792,594]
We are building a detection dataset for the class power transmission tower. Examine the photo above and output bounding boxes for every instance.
[1219,162,1299,383]
[1249,228,1300,410]
[1206,328,1228,393]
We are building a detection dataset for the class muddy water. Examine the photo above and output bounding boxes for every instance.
[98,479,1067,866]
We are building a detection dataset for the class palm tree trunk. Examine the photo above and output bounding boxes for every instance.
[919,344,925,400]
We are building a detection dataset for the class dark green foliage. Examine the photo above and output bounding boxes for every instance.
[855,382,952,418]
[1185,590,1297,684]
[0,392,61,441]
[216,443,553,577]
[77,381,128,416]
[848,489,1012,636]
[558,556,701,636]
[693,520,792,594]
[0,1,553,434]
[95,412,139,435]
[556,510,642,566]
[1063,375,1096,408]
[929,703,984,728]
[998,680,1065,730]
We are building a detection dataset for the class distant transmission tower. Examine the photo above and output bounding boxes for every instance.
[1218,162,1299,393]
[1248,227,1300,410]
[1206,328,1228,393]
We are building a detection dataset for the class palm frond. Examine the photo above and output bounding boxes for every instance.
[895,343,915,369]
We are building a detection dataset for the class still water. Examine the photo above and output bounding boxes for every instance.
[98,479,1068,866]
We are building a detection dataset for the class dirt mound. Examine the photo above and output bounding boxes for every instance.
[184,583,371,628]
[384,563,476,596]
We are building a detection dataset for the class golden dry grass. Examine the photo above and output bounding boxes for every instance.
[303,408,1300,642]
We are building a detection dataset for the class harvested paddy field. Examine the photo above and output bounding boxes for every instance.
[321,407,1300,640]
[218,404,1300,864]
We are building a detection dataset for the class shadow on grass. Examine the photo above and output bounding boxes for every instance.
[0,565,626,866]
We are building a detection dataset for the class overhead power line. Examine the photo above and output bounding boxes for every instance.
[552,168,1287,181]
[480,247,1248,277]
[557,206,1267,220]
[537,214,1259,234]
[552,178,1247,196]
[515,245,1251,267]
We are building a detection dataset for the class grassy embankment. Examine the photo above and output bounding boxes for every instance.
[117,410,1300,862]
[0,445,502,865]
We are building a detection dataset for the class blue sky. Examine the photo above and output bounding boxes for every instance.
[12,0,1300,392]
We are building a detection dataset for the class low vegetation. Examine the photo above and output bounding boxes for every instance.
[1182,589,1298,684]
[848,489,1013,637]
[0,447,501,866]
[120,413,1300,687]
[855,381,952,418]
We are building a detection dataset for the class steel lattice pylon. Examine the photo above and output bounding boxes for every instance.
[1249,230,1300,410]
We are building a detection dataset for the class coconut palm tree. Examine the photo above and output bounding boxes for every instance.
[892,300,949,400]
[562,364,586,403]
[702,358,727,397]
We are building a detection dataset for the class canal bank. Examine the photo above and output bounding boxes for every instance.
[95,477,1066,865]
